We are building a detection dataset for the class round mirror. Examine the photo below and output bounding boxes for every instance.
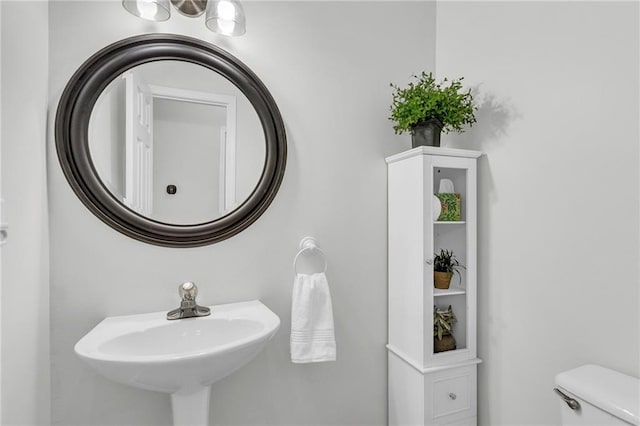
[88,60,265,225]
[56,34,286,247]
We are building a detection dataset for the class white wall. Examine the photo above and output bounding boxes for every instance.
[47,2,435,425]
[435,2,639,425]
[89,76,126,197]
[1,1,51,425]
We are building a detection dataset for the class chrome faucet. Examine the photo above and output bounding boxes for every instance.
[166,282,211,320]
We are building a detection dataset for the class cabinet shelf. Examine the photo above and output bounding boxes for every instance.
[434,287,466,297]
[434,221,466,225]
[433,347,471,359]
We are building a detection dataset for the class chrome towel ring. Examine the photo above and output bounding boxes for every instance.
[293,237,328,275]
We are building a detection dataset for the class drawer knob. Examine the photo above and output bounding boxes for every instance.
[449,392,457,400]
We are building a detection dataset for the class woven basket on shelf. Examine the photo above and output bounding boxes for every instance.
[434,271,453,289]
[434,334,456,353]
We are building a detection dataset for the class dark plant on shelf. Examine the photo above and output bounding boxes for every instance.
[389,72,477,135]
[434,305,456,341]
[433,249,465,285]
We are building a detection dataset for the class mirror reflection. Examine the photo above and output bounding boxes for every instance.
[88,60,265,225]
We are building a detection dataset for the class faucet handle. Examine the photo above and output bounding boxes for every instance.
[179,281,198,301]
[168,281,210,320]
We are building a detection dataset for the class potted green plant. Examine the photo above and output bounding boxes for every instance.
[433,249,465,289]
[389,72,476,148]
[434,305,456,353]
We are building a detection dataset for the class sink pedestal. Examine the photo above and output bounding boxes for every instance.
[171,386,211,426]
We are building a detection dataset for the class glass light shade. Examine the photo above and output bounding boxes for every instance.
[122,0,171,21]
[205,0,246,36]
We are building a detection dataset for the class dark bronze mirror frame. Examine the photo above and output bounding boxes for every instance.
[55,34,287,247]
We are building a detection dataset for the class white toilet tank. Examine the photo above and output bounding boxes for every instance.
[555,364,639,426]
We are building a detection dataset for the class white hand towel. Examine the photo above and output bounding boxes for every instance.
[290,272,336,363]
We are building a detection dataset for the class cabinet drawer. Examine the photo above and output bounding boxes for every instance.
[442,417,477,426]
[426,365,477,424]
[434,373,471,417]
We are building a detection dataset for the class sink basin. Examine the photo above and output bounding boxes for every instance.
[75,300,280,425]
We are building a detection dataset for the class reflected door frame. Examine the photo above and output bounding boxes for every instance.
[124,71,154,216]
[125,78,237,220]
[146,84,238,215]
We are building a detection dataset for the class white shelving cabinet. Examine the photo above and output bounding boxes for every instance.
[386,146,482,426]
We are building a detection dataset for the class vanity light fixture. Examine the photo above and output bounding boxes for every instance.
[122,0,171,21]
[205,0,246,36]
[122,0,246,36]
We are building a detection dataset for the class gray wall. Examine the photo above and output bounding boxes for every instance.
[1,1,51,425]
[435,2,639,425]
[48,2,435,425]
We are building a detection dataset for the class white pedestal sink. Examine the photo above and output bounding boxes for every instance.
[75,300,280,426]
